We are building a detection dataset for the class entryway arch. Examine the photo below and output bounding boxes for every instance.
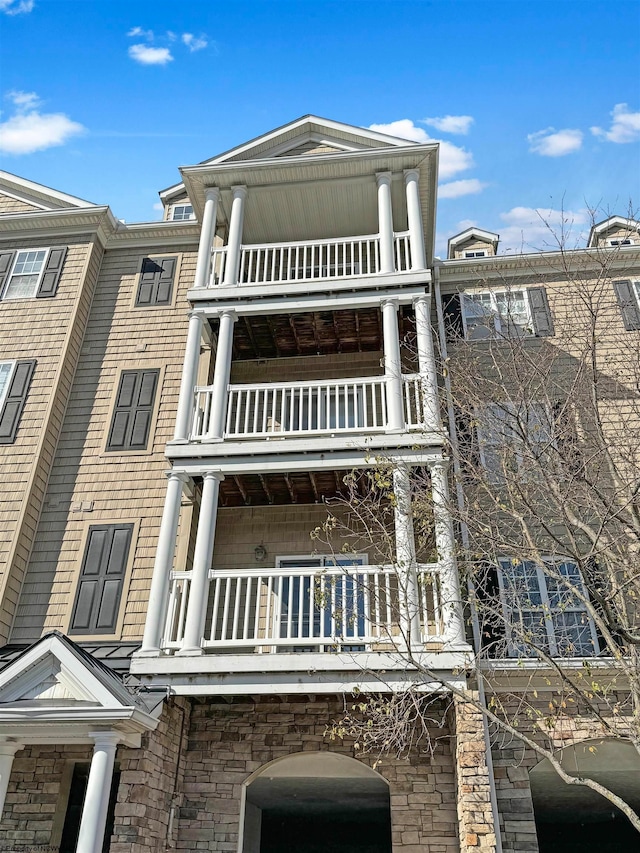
[239,752,392,853]
[529,738,640,852]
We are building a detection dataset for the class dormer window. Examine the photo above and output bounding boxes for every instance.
[464,250,487,259]
[170,204,195,222]
[607,238,633,247]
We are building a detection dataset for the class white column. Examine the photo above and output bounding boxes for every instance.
[173,311,204,442]
[0,740,22,820]
[376,173,395,274]
[193,187,220,289]
[178,472,223,655]
[205,310,237,440]
[76,732,120,853]
[382,299,405,431]
[139,471,190,656]
[404,169,427,270]
[393,466,422,647]
[431,460,467,648]
[413,295,441,432]
[223,185,247,286]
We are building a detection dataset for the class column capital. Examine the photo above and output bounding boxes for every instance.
[164,470,191,484]
[202,471,225,483]
[412,293,430,308]
[217,308,238,323]
[430,457,450,473]
[381,296,399,311]
[231,185,248,200]
[376,171,392,188]
[403,168,421,183]
[88,731,121,749]
[187,309,205,322]
[0,739,23,757]
[204,186,220,203]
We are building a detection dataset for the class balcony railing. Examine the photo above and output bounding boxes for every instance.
[162,564,443,652]
[208,232,412,287]
[190,374,426,440]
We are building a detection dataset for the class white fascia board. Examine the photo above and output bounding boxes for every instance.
[0,206,117,247]
[448,227,499,250]
[588,215,640,246]
[0,171,97,209]
[188,281,430,317]
[165,446,446,475]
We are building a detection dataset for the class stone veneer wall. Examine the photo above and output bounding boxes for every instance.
[178,695,460,853]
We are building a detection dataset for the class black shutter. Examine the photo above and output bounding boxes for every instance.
[135,256,177,306]
[106,369,159,451]
[36,247,67,298]
[528,287,555,336]
[70,524,133,634]
[441,293,464,340]
[0,359,36,444]
[0,250,15,297]
[613,280,640,331]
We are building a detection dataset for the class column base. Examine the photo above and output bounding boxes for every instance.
[175,646,205,657]
[134,647,162,658]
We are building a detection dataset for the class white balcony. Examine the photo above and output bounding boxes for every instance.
[207,232,412,288]
[161,563,444,653]
[190,374,426,441]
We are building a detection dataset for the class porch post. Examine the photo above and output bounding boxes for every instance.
[430,460,467,648]
[404,169,427,270]
[139,471,190,656]
[173,311,204,441]
[193,187,220,289]
[376,172,395,274]
[204,310,237,440]
[413,294,441,432]
[178,472,223,655]
[382,298,405,431]
[223,185,247,286]
[0,739,22,819]
[393,465,423,647]
[75,732,120,853]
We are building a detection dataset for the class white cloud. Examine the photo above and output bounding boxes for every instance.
[182,32,208,52]
[127,26,154,38]
[152,202,164,211]
[0,91,85,155]
[0,0,34,14]
[422,115,474,135]
[591,103,640,144]
[438,178,488,199]
[368,119,473,179]
[528,127,583,157]
[128,44,173,65]
[498,206,589,252]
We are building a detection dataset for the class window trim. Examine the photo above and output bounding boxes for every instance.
[606,238,634,247]
[131,254,181,309]
[2,247,50,300]
[102,364,165,456]
[168,203,195,222]
[497,557,600,658]
[0,360,16,411]
[66,519,139,641]
[463,249,488,259]
[461,288,534,340]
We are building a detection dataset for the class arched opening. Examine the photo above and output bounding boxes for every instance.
[240,752,392,853]
[529,739,640,852]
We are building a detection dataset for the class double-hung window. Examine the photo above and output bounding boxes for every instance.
[613,280,640,331]
[456,287,554,340]
[477,402,551,481]
[170,203,195,221]
[498,558,599,657]
[0,247,67,300]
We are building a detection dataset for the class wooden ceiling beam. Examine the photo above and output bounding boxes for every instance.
[309,471,320,503]
[243,316,261,359]
[284,474,297,503]
[258,473,274,504]
[233,475,249,505]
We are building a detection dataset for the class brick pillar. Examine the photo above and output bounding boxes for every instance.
[453,693,498,852]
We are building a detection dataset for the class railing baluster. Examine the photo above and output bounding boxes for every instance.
[232,577,242,640]
[243,575,252,641]
[221,578,231,641]
[253,575,262,641]
[287,575,294,639]
[211,576,221,642]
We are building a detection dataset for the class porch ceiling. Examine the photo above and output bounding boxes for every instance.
[218,469,371,507]
[226,306,416,360]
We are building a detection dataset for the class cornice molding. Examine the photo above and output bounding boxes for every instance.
[0,206,117,248]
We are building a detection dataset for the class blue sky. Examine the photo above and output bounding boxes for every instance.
[1,0,639,255]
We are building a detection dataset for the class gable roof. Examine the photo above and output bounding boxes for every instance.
[160,115,419,202]
[447,227,500,257]
[588,215,640,247]
[0,171,97,212]
[0,632,161,745]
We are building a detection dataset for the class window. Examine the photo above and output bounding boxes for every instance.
[135,256,177,306]
[458,287,554,340]
[498,558,599,657]
[0,359,36,444]
[106,369,159,451]
[170,203,195,221]
[477,402,551,481]
[0,247,67,300]
[464,250,487,258]
[607,238,633,247]
[70,524,133,635]
[613,279,640,331]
